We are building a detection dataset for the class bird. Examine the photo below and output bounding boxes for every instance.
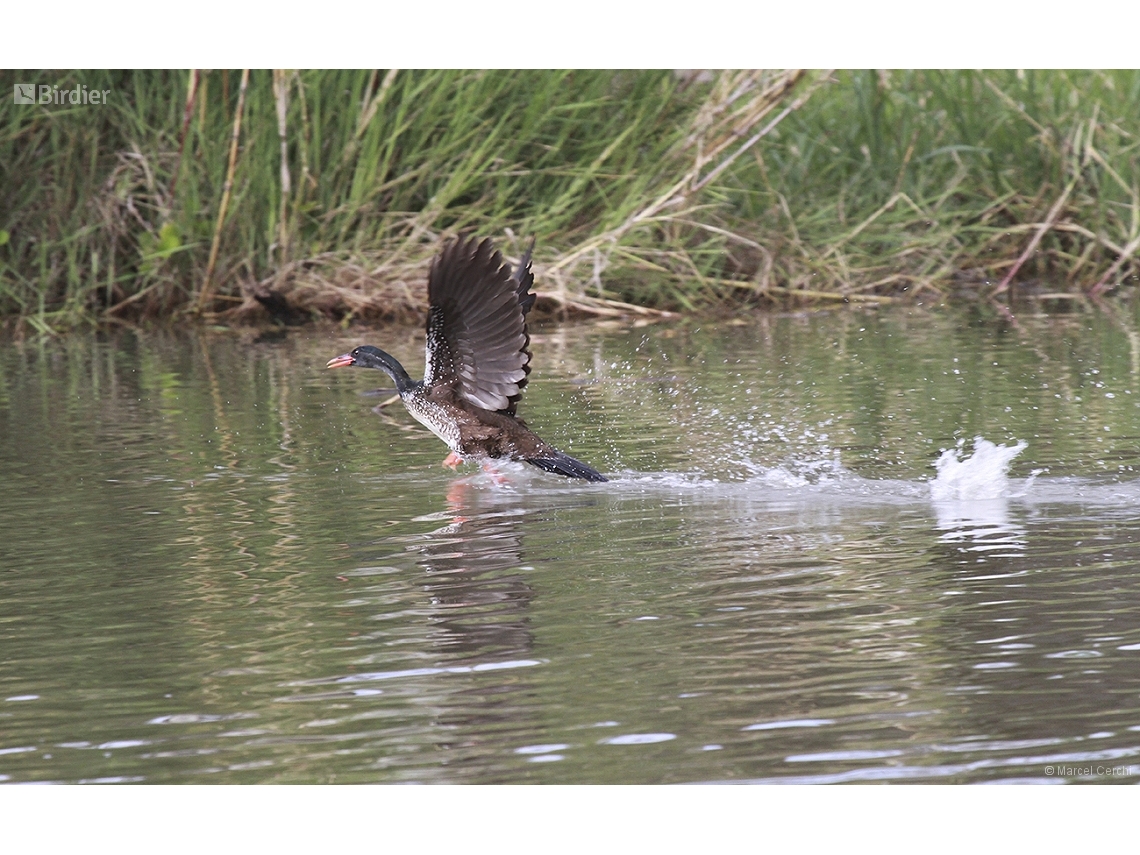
[326,234,608,483]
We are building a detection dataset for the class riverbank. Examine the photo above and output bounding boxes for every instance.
[2,69,1138,331]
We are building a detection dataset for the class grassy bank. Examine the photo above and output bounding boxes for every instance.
[1,69,1138,330]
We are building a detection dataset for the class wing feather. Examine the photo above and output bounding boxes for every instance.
[423,235,536,415]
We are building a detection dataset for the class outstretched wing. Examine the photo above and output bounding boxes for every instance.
[423,235,536,415]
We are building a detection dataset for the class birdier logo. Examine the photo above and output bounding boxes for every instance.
[13,82,111,105]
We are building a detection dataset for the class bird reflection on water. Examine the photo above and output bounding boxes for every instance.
[408,478,538,663]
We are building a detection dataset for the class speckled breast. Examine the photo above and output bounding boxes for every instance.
[401,392,465,454]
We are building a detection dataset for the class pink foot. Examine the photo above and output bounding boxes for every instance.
[481,462,510,486]
[442,451,464,470]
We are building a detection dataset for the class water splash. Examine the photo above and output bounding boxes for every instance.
[931,437,1029,558]
[930,437,1027,502]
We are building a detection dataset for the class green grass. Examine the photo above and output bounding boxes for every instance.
[731,70,1140,302]
[1,69,1138,330]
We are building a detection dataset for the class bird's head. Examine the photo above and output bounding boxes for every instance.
[326,345,416,392]
[326,345,386,370]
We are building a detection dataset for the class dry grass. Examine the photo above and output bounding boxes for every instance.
[2,69,1139,331]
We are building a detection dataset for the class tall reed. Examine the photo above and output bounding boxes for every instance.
[1,69,1138,329]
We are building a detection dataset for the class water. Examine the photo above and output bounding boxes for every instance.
[3,307,1140,783]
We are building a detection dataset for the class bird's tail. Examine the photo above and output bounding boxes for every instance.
[526,450,608,482]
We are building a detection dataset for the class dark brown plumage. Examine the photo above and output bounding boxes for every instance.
[327,235,607,482]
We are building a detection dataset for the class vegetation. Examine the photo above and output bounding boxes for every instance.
[1,69,1139,330]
